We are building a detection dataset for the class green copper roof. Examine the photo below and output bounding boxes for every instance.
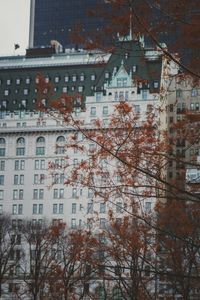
[0,41,162,112]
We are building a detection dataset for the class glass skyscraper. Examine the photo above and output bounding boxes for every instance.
[29,0,105,48]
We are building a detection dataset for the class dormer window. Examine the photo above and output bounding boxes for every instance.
[105,72,109,79]
[4,90,9,96]
[91,74,96,81]
[62,86,68,93]
[72,75,77,82]
[78,86,84,92]
[21,100,27,108]
[54,76,60,83]
[24,89,29,95]
[125,52,129,59]
[133,65,137,73]
[80,74,85,81]
[2,101,7,109]
[64,75,69,82]
[26,77,31,84]
[153,81,159,89]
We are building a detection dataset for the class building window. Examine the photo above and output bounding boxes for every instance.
[12,204,23,215]
[117,78,127,87]
[71,218,76,229]
[96,92,102,102]
[16,148,25,156]
[105,72,109,79]
[91,74,96,81]
[0,148,5,157]
[36,147,45,156]
[45,76,50,83]
[53,204,63,214]
[34,174,45,184]
[14,175,24,185]
[100,218,106,229]
[62,86,68,93]
[78,86,84,92]
[0,138,6,146]
[87,202,93,214]
[4,90,9,96]
[116,202,123,213]
[16,79,21,85]
[24,89,29,95]
[191,88,198,97]
[33,189,44,199]
[88,188,94,198]
[90,107,96,116]
[102,106,108,116]
[0,190,4,200]
[80,74,85,81]
[0,175,4,185]
[176,89,182,98]
[52,173,64,184]
[133,65,137,72]
[54,76,60,83]
[100,203,106,213]
[16,137,25,156]
[145,202,151,213]
[190,103,195,110]
[134,105,140,113]
[25,77,30,84]
[36,136,45,143]
[34,159,45,170]
[13,189,24,200]
[53,188,64,199]
[0,204,3,215]
[6,79,11,85]
[55,136,65,154]
[142,90,148,100]
[72,188,78,198]
[14,160,25,171]
[64,75,69,82]
[32,204,43,215]
[72,203,76,214]
[153,81,159,89]
[72,75,77,82]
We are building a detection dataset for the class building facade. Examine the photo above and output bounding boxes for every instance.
[0,40,163,226]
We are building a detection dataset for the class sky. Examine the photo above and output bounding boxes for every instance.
[0,0,30,56]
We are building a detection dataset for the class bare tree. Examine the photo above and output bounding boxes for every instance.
[0,215,24,298]
[19,221,61,300]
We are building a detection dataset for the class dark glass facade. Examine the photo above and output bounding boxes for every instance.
[31,0,105,48]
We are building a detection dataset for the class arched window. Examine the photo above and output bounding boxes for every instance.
[0,138,6,145]
[17,137,25,145]
[56,136,65,143]
[56,136,65,155]
[36,136,45,144]
[36,137,45,156]
[16,137,25,156]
